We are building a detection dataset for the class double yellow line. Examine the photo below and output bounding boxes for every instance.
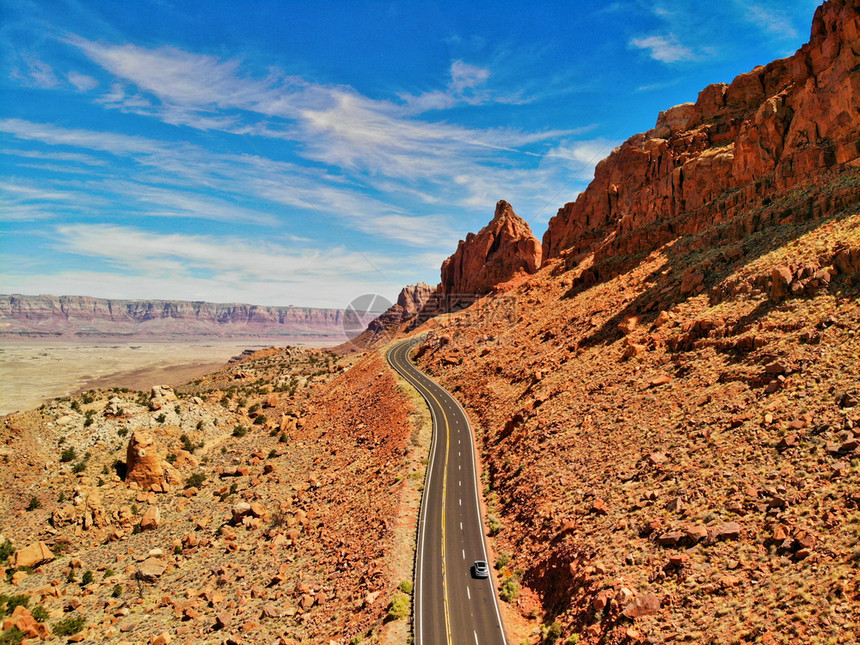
[396,344,453,645]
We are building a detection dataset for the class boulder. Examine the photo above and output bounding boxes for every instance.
[12,541,54,568]
[623,592,662,619]
[137,557,167,582]
[2,606,50,639]
[140,506,161,531]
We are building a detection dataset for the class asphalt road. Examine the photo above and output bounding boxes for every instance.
[388,339,508,645]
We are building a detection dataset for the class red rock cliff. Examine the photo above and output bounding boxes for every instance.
[440,200,542,296]
[543,0,860,263]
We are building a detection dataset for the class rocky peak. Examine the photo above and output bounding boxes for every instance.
[542,0,860,264]
[439,200,542,297]
[395,282,434,315]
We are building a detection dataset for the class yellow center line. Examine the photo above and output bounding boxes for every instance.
[395,342,454,645]
[420,381,454,645]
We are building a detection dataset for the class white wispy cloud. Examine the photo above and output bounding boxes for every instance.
[66,39,573,204]
[24,224,407,307]
[745,5,799,40]
[630,35,696,63]
[10,55,60,88]
[3,148,106,165]
[67,70,99,91]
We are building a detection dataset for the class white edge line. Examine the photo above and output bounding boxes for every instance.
[388,342,440,645]
[403,343,509,645]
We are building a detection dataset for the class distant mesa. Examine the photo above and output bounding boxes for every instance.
[0,294,347,340]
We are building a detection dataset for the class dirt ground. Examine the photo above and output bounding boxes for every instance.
[0,338,339,416]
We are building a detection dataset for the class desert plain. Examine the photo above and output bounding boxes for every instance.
[0,338,340,417]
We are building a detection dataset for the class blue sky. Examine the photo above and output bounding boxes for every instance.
[1,0,819,308]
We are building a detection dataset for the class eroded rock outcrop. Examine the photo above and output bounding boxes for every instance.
[440,200,542,297]
[125,430,180,492]
[543,0,860,265]
[367,283,435,336]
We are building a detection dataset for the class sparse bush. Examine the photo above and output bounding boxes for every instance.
[387,592,410,620]
[30,605,49,622]
[26,497,41,511]
[71,462,86,474]
[111,584,122,598]
[180,434,195,453]
[488,515,502,536]
[542,621,563,644]
[398,580,413,595]
[253,414,267,425]
[81,393,94,404]
[495,552,510,569]
[155,413,166,423]
[279,432,288,444]
[166,453,177,464]
[499,576,520,603]
[52,615,85,636]
[60,447,76,463]
[0,627,25,645]
[103,569,115,578]
[1,594,30,616]
[232,425,248,438]
[0,541,14,563]
[80,570,93,586]
[52,539,72,556]
[117,428,128,437]
[186,472,206,489]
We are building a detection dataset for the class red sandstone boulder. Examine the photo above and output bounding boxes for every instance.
[623,592,662,619]
[2,606,50,639]
[11,541,53,569]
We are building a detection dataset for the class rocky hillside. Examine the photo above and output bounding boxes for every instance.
[410,1,860,642]
[0,295,346,340]
[0,345,428,643]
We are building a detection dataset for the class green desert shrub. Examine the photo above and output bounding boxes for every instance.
[387,592,410,620]
[499,576,520,603]
[52,615,85,636]
[186,472,206,488]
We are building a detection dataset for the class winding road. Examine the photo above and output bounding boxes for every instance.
[388,339,508,645]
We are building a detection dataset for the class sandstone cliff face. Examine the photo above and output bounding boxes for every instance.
[543,0,860,266]
[0,294,345,338]
[440,200,542,297]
